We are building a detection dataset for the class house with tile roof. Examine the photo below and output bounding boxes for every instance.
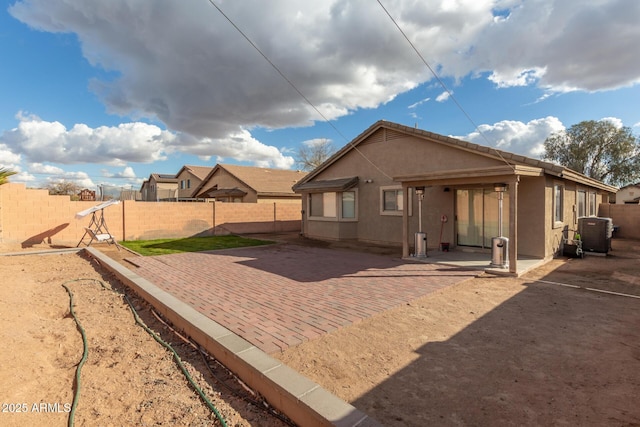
[293,120,617,275]
[193,164,307,203]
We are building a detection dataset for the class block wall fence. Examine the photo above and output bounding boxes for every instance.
[598,203,640,240]
[2,183,639,246]
[0,183,301,246]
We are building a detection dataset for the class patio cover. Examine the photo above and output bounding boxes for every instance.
[393,165,539,275]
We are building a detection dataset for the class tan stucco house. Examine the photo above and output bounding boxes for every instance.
[193,164,307,203]
[175,165,214,199]
[615,183,640,204]
[293,120,617,274]
[140,173,179,201]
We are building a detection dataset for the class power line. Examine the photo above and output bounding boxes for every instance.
[205,0,393,180]
[375,0,515,171]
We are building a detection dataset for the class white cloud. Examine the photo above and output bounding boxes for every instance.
[488,68,546,89]
[633,122,640,128]
[456,116,566,157]
[435,91,452,102]
[0,114,293,170]
[408,98,430,109]
[102,166,137,179]
[472,0,640,92]
[302,138,333,148]
[6,0,640,168]
[600,117,624,129]
[14,0,635,140]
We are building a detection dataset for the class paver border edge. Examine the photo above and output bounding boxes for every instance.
[84,247,381,427]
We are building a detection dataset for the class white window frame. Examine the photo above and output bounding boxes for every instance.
[553,183,564,228]
[588,192,597,216]
[577,190,586,218]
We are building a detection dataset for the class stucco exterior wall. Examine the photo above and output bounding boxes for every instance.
[544,177,610,258]
[176,170,202,199]
[599,203,640,239]
[615,186,640,204]
[517,177,546,258]
[0,184,300,246]
[302,131,505,247]
[300,127,617,261]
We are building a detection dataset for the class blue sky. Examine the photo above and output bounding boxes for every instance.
[1,0,639,191]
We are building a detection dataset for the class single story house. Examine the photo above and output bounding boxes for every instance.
[193,164,307,203]
[175,165,214,199]
[293,120,617,274]
[615,183,640,204]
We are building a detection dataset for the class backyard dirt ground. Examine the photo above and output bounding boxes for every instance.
[0,244,292,427]
[2,237,640,426]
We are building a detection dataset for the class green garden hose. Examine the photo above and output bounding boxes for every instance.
[61,283,89,427]
[61,278,227,427]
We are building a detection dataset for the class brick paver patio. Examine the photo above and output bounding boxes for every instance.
[129,244,476,354]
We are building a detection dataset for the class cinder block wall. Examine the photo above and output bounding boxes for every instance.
[599,203,640,240]
[0,183,301,246]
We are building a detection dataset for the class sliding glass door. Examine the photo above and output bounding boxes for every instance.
[456,189,509,248]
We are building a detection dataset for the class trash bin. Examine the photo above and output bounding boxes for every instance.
[489,236,509,269]
[414,232,426,258]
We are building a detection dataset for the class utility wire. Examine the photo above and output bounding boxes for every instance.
[205,0,393,179]
[376,0,515,171]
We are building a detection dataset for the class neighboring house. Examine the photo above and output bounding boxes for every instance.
[139,173,179,201]
[615,183,640,204]
[175,165,214,199]
[293,120,617,274]
[193,164,307,203]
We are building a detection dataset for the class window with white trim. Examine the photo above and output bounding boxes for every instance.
[310,192,336,218]
[588,192,597,216]
[341,191,356,218]
[554,184,564,225]
[577,190,586,218]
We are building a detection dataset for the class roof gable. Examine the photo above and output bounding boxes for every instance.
[176,165,214,181]
[192,164,308,197]
[220,164,307,194]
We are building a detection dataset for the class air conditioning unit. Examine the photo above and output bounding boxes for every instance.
[578,217,612,254]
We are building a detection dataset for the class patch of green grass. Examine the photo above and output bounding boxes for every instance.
[120,235,273,256]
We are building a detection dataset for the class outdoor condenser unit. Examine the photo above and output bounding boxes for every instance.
[578,217,612,254]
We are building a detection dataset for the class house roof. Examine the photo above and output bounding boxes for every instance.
[193,164,308,198]
[150,173,178,183]
[177,165,214,181]
[618,182,640,191]
[294,176,359,193]
[294,120,618,193]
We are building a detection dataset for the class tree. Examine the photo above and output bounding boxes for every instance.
[543,120,640,186]
[296,139,336,171]
[47,180,82,200]
[0,167,17,185]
